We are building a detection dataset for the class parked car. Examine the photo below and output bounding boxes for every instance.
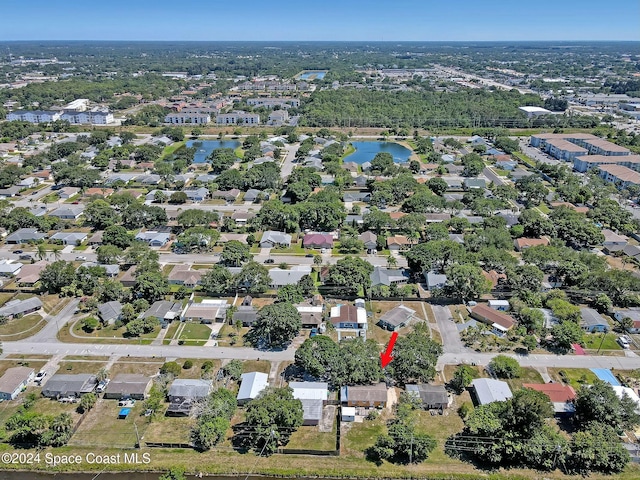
[75,255,87,261]
[305,253,314,258]
[96,379,110,393]
[310,328,318,338]
[34,371,47,385]
[13,250,23,254]
[618,336,631,349]
[19,254,33,261]
[264,258,274,264]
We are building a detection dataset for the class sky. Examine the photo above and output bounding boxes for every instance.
[1,0,639,42]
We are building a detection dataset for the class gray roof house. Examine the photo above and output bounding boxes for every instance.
[268,266,312,288]
[406,384,451,410]
[237,372,269,405]
[141,301,182,321]
[184,187,209,202]
[580,307,609,333]
[6,228,47,244]
[233,306,258,327]
[378,305,416,331]
[464,178,487,190]
[50,232,88,245]
[425,271,447,291]
[471,378,512,405]
[0,366,34,401]
[97,301,123,325]
[259,231,292,248]
[244,189,263,202]
[370,267,409,287]
[168,379,212,402]
[135,231,171,247]
[103,374,152,400]
[341,383,388,408]
[0,260,22,276]
[49,205,85,219]
[290,382,329,426]
[42,374,98,398]
[0,297,42,319]
[359,231,378,251]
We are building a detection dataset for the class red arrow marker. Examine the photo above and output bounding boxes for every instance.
[380,332,398,368]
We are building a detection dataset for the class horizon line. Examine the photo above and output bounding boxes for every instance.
[0,39,638,43]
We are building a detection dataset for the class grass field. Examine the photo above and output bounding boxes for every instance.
[110,359,164,377]
[242,360,270,374]
[0,360,47,378]
[173,359,221,379]
[143,409,194,444]
[287,422,336,451]
[548,367,598,389]
[582,332,622,350]
[505,367,545,391]
[179,322,212,341]
[0,314,45,338]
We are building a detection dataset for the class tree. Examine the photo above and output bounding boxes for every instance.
[134,271,168,302]
[592,293,613,314]
[488,355,521,379]
[220,240,251,267]
[96,244,122,264]
[192,416,229,451]
[450,365,475,394]
[569,423,630,475]
[77,393,96,413]
[241,387,303,455]
[222,359,243,381]
[159,467,187,480]
[176,209,218,228]
[250,302,301,348]
[506,264,543,294]
[84,199,119,230]
[445,264,491,302]
[326,256,373,296]
[276,284,303,304]
[40,261,76,294]
[298,274,315,295]
[427,177,448,196]
[575,379,640,431]
[201,265,233,295]
[551,320,583,351]
[388,328,442,384]
[81,317,99,332]
[295,336,341,381]
[102,225,134,249]
[406,240,466,275]
[332,338,384,386]
[234,261,271,294]
[461,153,484,177]
[153,190,167,204]
[160,361,181,377]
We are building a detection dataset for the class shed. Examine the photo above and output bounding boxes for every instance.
[237,372,268,405]
[488,300,510,312]
[0,366,34,400]
[341,406,356,422]
[103,374,152,400]
[406,384,450,410]
[471,378,512,405]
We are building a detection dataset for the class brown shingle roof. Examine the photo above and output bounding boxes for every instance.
[471,304,515,330]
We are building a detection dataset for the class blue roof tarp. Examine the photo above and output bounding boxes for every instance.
[590,368,621,386]
[118,408,131,418]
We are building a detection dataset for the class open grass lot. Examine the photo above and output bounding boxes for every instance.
[0,293,15,306]
[173,359,221,379]
[70,399,149,449]
[442,364,485,384]
[179,322,212,341]
[0,359,47,378]
[505,367,544,391]
[242,360,270,374]
[287,422,336,451]
[5,354,51,360]
[57,360,108,375]
[65,319,159,344]
[582,332,622,350]
[41,294,70,315]
[0,314,45,339]
[109,359,164,377]
[143,409,194,444]
[218,324,250,346]
[548,367,598,389]
[32,397,83,421]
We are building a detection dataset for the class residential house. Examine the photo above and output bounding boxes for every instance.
[182,299,228,323]
[602,229,629,253]
[84,187,114,198]
[514,237,551,251]
[141,300,182,322]
[359,231,378,253]
[243,189,264,202]
[0,298,42,320]
[471,378,513,405]
[15,260,48,286]
[58,187,80,199]
[303,233,334,249]
[0,259,22,277]
[370,267,409,287]
[167,379,213,416]
[42,374,98,398]
[613,309,640,333]
[425,271,447,291]
[233,303,259,327]
[260,231,292,248]
[88,231,103,246]
[168,265,203,287]
[50,232,87,246]
[406,384,451,410]
[470,304,515,336]
[231,212,255,225]
[237,372,269,405]
[97,301,123,325]
[218,233,249,244]
[120,266,137,287]
[341,383,388,408]
[184,187,209,202]
[49,205,85,220]
[387,235,416,251]
[343,192,371,203]
[211,189,241,202]
[482,270,507,289]
[378,305,416,331]
[330,303,367,330]
[524,383,576,415]
[103,374,152,400]
[0,367,34,401]
[495,160,518,170]
[425,213,452,223]
[0,186,21,198]
[135,231,171,247]
[268,266,312,288]
[296,302,324,328]
[290,382,329,426]
[6,228,47,244]
[580,307,609,333]
[464,178,487,190]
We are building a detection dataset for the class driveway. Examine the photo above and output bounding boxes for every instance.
[431,305,466,354]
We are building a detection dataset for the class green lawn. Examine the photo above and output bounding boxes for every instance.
[161,141,186,159]
[0,314,44,337]
[582,332,622,350]
[287,423,336,451]
[179,322,212,340]
[537,203,551,214]
[505,367,545,391]
[343,414,387,454]
[548,367,599,389]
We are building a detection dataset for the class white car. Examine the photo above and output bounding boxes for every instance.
[618,336,631,349]
[75,255,87,261]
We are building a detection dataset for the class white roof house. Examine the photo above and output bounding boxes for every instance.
[268,266,312,287]
[612,386,640,411]
[0,259,22,276]
[237,372,268,405]
[471,378,513,405]
[290,381,328,425]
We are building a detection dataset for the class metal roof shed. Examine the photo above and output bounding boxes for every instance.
[237,372,268,405]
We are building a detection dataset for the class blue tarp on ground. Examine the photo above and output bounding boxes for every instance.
[590,368,621,386]
[118,408,131,418]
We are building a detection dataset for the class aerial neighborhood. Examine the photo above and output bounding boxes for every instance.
[0,39,639,478]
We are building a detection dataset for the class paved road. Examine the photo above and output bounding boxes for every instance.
[438,352,640,370]
[432,305,466,354]
[28,298,80,343]
[280,143,299,179]
[483,166,507,186]
[517,138,560,166]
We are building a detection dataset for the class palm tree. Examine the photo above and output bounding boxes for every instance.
[387,255,398,269]
[36,244,48,261]
[51,248,62,261]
